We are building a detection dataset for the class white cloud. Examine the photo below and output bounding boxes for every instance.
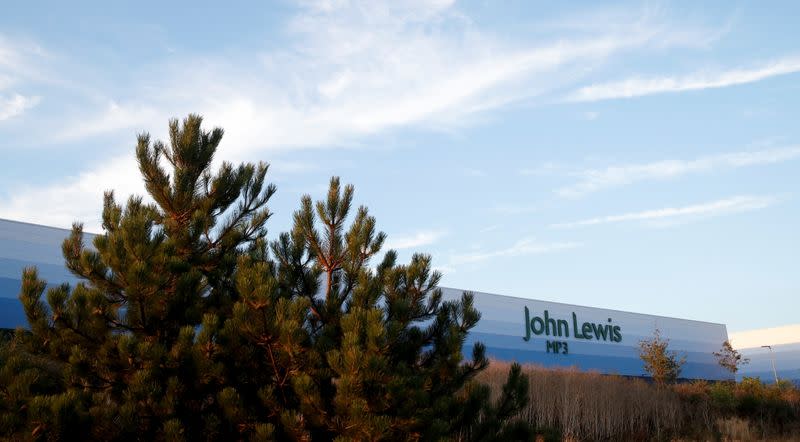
[557,146,800,198]
[0,3,727,226]
[56,101,160,141]
[0,94,40,121]
[567,56,800,102]
[385,230,446,250]
[0,36,44,121]
[50,1,717,155]
[0,151,318,232]
[0,154,143,232]
[552,195,778,228]
[0,36,26,72]
[449,237,580,265]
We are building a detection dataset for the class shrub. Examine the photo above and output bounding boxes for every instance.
[638,328,686,386]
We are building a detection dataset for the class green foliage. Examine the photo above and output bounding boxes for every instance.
[709,381,737,412]
[675,377,800,437]
[0,115,530,441]
[454,363,531,441]
[3,115,276,441]
[221,176,531,440]
[638,328,686,386]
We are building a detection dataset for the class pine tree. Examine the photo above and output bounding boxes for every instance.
[5,115,275,440]
[226,178,532,440]
[1,115,531,441]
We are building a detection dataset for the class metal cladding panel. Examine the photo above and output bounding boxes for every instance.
[729,325,800,385]
[440,287,731,381]
[0,219,90,328]
[0,218,732,381]
[737,344,800,385]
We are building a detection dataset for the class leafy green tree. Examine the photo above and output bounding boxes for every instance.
[638,329,686,386]
[713,340,749,376]
[1,115,531,441]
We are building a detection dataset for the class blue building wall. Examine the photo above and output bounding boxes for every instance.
[737,344,800,386]
[0,218,88,328]
[729,325,800,386]
[730,343,800,387]
[0,218,734,381]
[440,287,732,381]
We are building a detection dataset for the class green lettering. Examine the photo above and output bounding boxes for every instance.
[544,310,557,336]
[557,319,569,338]
[594,323,609,341]
[572,312,584,339]
[581,322,593,339]
[531,315,545,335]
[523,306,531,341]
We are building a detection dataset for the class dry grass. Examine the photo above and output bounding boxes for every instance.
[477,361,800,441]
[716,417,754,441]
[478,361,682,440]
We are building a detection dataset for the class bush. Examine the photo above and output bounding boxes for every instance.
[709,382,736,412]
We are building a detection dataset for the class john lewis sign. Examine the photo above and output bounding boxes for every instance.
[523,306,623,343]
[522,305,624,355]
[438,286,731,380]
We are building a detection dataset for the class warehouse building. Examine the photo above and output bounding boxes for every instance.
[0,218,90,329]
[730,324,800,385]
[0,217,744,381]
[440,287,732,380]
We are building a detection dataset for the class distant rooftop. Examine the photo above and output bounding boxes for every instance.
[729,324,800,349]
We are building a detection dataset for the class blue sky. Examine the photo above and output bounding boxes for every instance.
[1,0,798,331]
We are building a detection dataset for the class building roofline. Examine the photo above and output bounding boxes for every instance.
[0,218,98,236]
[439,286,728,328]
[0,219,729,329]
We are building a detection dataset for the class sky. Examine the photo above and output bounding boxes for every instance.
[1,0,798,332]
